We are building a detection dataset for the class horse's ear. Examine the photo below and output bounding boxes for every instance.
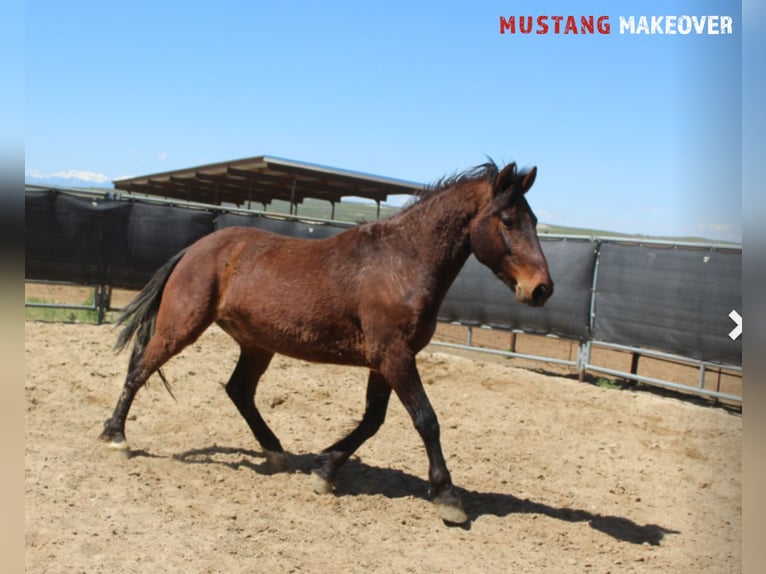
[494,162,517,195]
[520,166,537,194]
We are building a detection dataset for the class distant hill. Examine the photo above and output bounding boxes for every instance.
[534,222,735,244]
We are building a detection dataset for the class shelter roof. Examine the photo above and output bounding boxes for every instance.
[112,156,423,207]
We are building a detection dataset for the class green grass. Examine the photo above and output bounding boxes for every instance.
[25,292,112,324]
[593,377,622,390]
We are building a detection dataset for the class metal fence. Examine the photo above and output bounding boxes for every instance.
[25,186,742,403]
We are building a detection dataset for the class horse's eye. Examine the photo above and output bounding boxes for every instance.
[500,214,514,228]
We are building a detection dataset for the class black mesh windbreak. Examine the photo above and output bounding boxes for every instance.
[592,243,741,365]
[25,191,215,289]
[439,238,598,340]
[113,202,215,288]
[25,192,132,285]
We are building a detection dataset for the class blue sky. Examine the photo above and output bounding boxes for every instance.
[25,0,742,241]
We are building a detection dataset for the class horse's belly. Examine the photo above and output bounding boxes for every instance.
[216,316,368,367]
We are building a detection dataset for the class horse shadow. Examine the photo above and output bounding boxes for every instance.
[165,444,678,544]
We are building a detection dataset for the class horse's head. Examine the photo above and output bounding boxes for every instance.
[470,162,553,307]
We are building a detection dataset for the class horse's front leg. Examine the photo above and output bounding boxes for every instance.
[312,371,391,493]
[387,357,468,525]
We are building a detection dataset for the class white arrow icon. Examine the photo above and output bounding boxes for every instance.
[728,310,742,340]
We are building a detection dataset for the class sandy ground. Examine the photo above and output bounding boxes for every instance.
[25,321,741,573]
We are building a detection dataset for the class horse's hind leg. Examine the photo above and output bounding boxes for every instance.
[99,300,213,453]
[98,346,149,454]
[225,347,288,472]
[313,371,391,493]
[98,339,187,454]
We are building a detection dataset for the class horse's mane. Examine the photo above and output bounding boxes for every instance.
[419,161,499,200]
[400,161,500,213]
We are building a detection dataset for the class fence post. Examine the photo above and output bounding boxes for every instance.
[577,340,591,382]
[96,284,112,325]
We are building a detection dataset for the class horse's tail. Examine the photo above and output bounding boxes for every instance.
[114,248,188,356]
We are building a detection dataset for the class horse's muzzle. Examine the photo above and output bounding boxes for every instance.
[516,280,553,307]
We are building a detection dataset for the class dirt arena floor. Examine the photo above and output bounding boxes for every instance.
[26,318,741,573]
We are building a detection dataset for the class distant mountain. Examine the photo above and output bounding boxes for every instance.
[25,170,113,189]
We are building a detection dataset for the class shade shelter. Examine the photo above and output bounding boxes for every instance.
[112,155,423,218]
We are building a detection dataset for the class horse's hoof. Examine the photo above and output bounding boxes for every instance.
[311,471,334,495]
[434,495,468,525]
[107,439,131,459]
[265,451,291,473]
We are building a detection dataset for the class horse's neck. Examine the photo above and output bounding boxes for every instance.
[390,182,484,284]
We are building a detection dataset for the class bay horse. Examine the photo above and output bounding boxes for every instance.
[100,160,553,524]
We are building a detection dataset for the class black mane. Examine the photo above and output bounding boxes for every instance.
[396,160,533,217]
[397,161,501,215]
[417,161,500,202]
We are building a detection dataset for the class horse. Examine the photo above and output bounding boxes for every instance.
[99,160,553,524]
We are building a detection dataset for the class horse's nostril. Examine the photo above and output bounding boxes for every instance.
[532,283,551,304]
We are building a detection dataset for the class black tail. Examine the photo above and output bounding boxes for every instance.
[114,249,187,396]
